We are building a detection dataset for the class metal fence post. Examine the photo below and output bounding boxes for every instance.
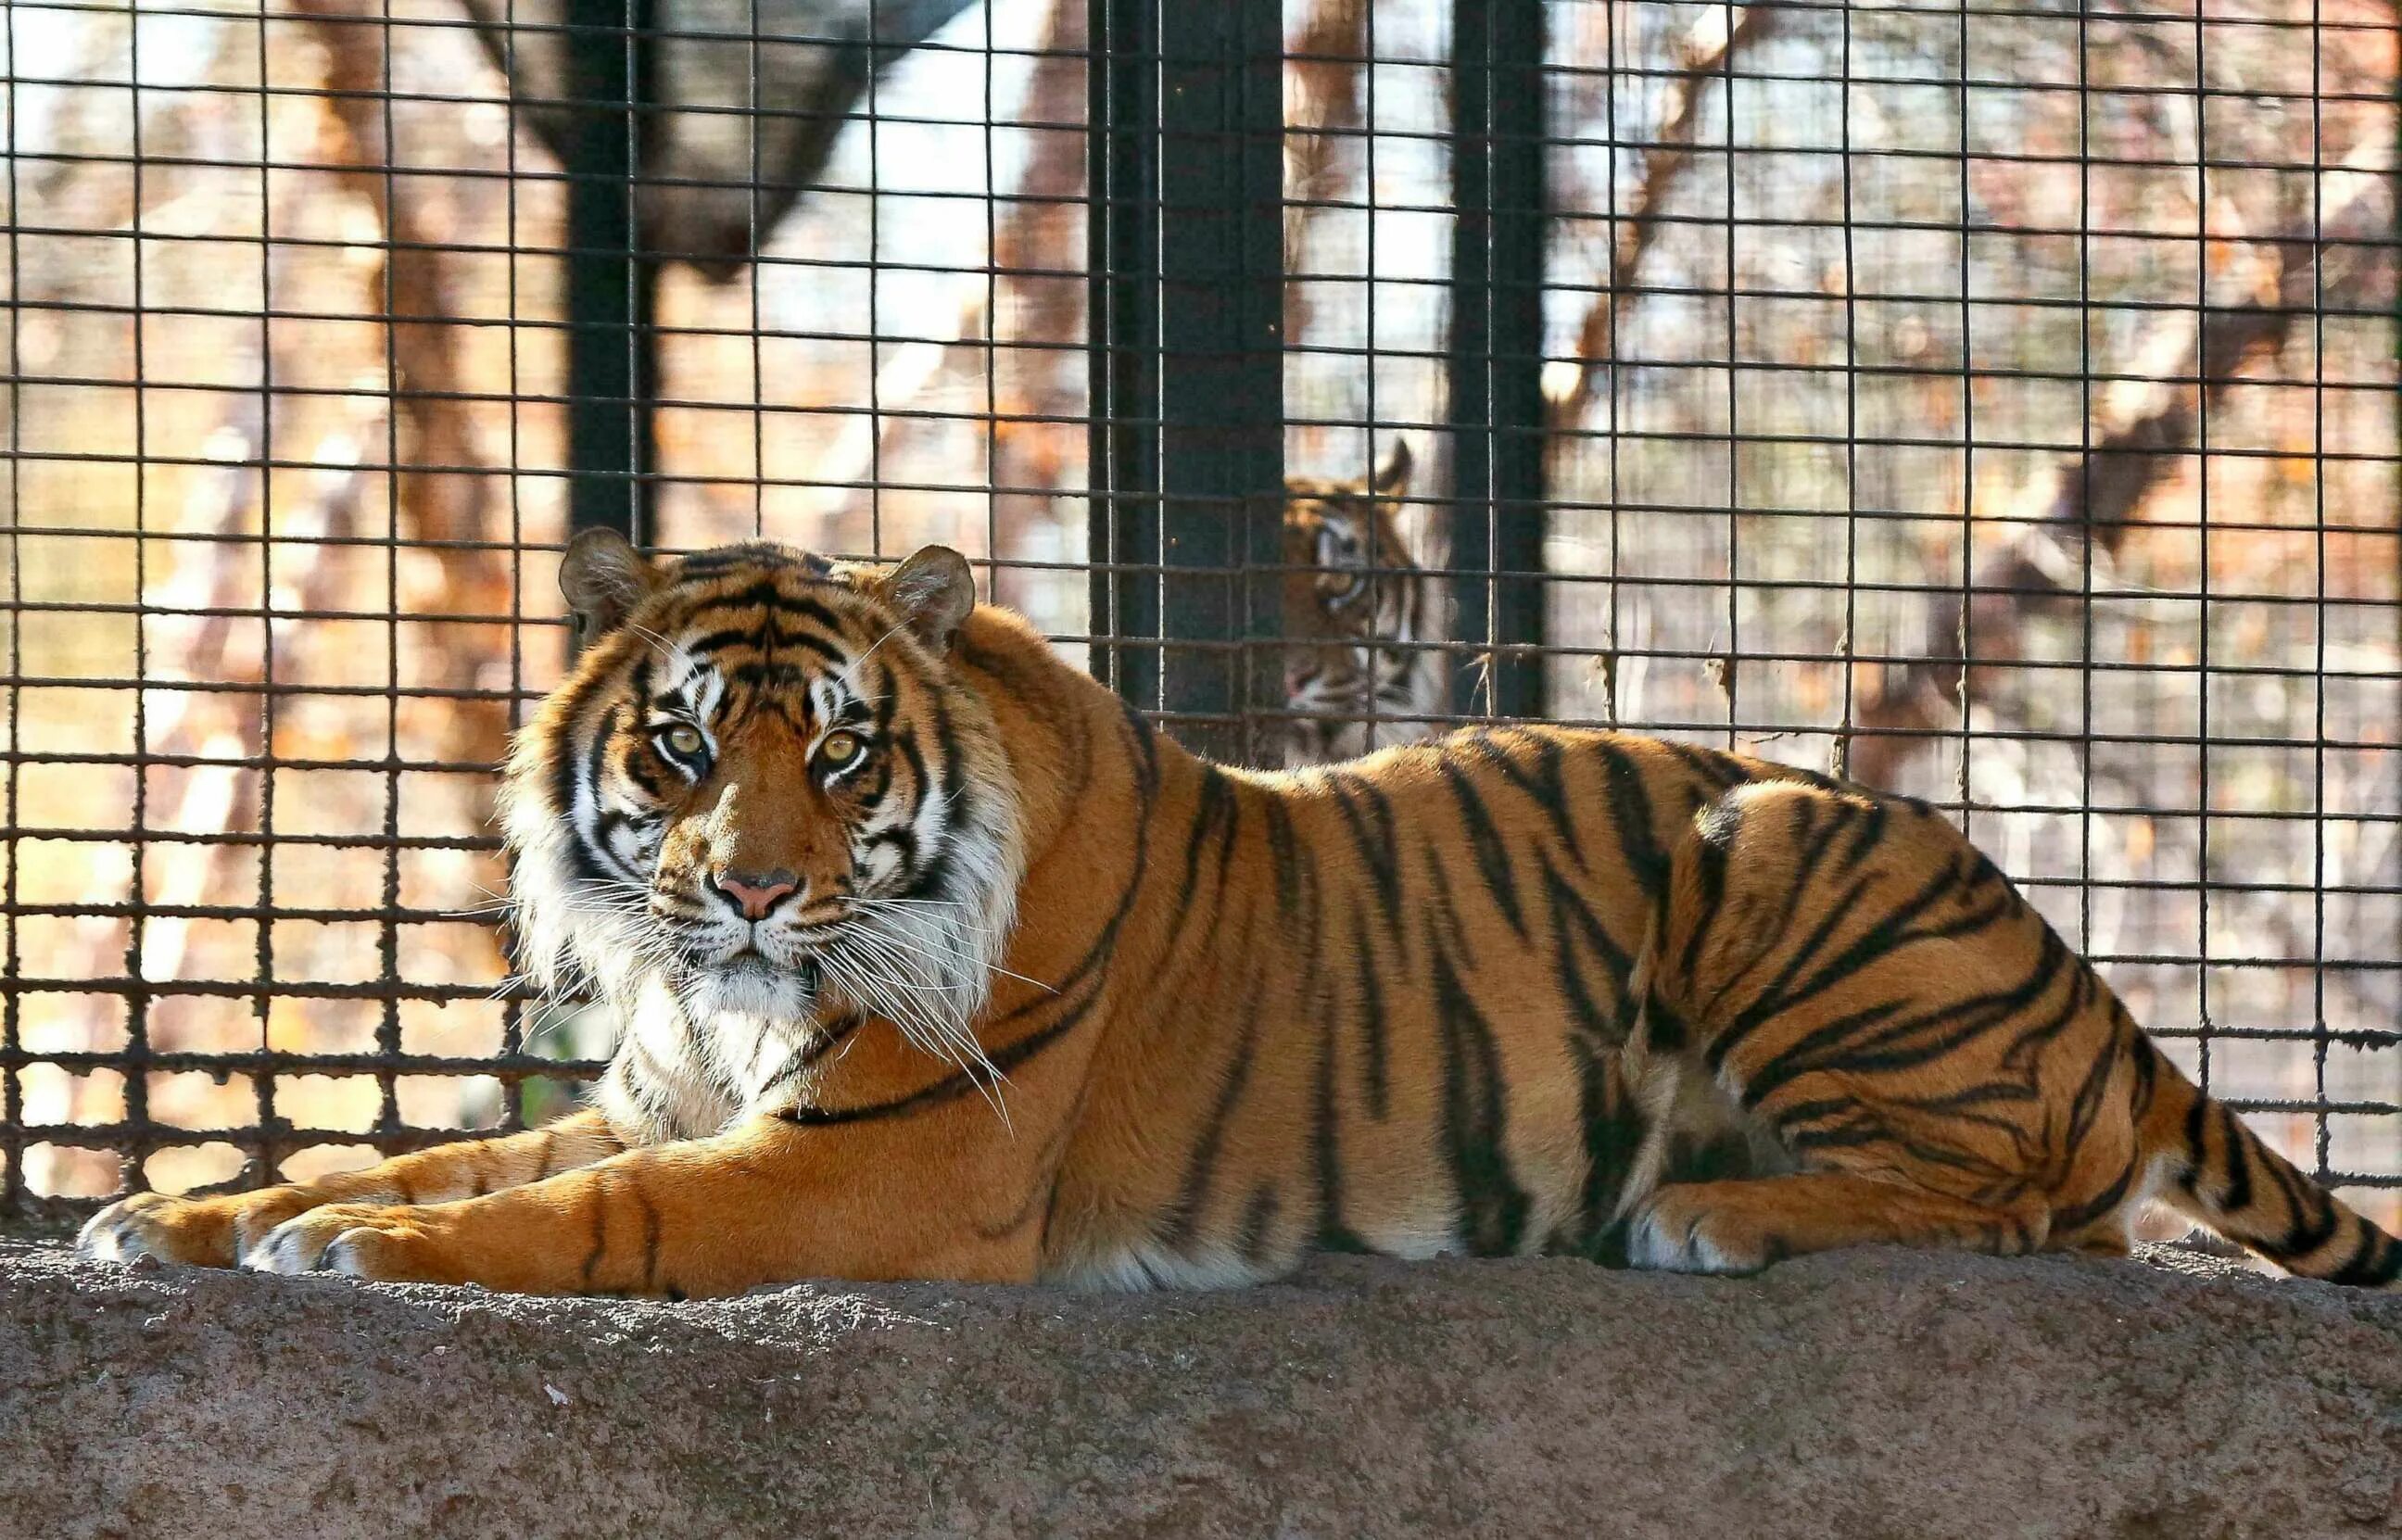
[1088,0,1285,764]
[1087,0,1159,701]
[563,0,658,552]
[1445,0,1549,722]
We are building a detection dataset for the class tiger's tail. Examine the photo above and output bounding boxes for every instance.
[2136,1039,2401,1288]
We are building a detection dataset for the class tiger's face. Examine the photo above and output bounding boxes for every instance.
[502,536,1021,1067]
[1280,441,1435,764]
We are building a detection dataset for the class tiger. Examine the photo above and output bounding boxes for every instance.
[1279,441,1447,767]
[80,533,2401,1297]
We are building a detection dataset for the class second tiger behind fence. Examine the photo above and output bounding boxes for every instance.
[1279,442,1447,767]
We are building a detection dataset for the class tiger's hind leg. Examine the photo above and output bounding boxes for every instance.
[1626,1172,2050,1275]
[1620,776,2149,1276]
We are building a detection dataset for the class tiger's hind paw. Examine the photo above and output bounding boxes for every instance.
[1624,1191,1777,1276]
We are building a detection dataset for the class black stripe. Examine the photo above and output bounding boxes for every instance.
[1708,849,1992,1074]
[672,542,831,580]
[538,643,626,848]
[574,703,636,881]
[925,688,961,794]
[1427,923,1530,1256]
[2215,1103,2255,1214]
[1541,855,1636,1018]
[1237,1185,1283,1267]
[1209,773,1244,911]
[1350,906,1390,1119]
[1585,738,1671,893]
[1645,994,1692,1054]
[686,577,851,633]
[773,1006,1089,1129]
[1327,772,1408,949]
[1162,767,1242,960]
[1536,836,1645,1259]
[1659,738,1750,795]
[758,1014,868,1099]
[1467,730,1584,869]
[2265,1155,2341,1258]
[620,751,670,801]
[1160,980,1264,1247]
[1437,751,1527,938]
[985,700,1159,1029]
[632,1181,662,1294]
[553,738,613,887]
[1569,1036,1641,1254]
[865,828,922,890]
[1312,964,1370,1253]
[2178,1086,2213,1196]
[1835,798,1890,874]
[580,1173,610,1285]
[2124,1008,2161,1118]
[1263,796,1305,925]
[854,753,895,813]
[1997,940,2091,1071]
[2323,1222,2401,1287]
[617,1044,676,1129]
[682,600,855,667]
[1675,796,1738,986]
[1742,944,2066,1107]
[1694,795,1836,1023]
[2051,1155,2141,1233]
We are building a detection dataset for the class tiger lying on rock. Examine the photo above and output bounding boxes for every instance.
[82,535,2401,1295]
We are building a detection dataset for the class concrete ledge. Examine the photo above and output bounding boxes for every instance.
[2,1239,2396,1539]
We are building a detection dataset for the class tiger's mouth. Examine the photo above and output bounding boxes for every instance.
[669,903,850,963]
[684,949,823,1023]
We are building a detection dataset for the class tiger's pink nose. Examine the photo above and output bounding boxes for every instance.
[713,869,799,920]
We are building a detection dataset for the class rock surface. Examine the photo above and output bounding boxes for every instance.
[1,1239,2396,1539]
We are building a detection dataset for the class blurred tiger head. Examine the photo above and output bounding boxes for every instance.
[501,534,1021,1066]
[1280,440,1438,764]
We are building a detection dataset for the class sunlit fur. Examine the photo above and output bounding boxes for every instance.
[1280,443,1445,767]
[80,539,2402,1298]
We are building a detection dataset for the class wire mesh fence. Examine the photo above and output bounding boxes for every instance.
[4,0,2396,1233]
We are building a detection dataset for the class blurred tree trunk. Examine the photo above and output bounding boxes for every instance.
[290,0,515,793]
[1549,2,1780,450]
[1283,0,1368,347]
[1847,164,2397,789]
[983,0,1091,612]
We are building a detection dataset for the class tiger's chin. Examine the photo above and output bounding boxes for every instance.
[685,954,819,1024]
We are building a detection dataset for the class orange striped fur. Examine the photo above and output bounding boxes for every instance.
[82,538,2401,1295]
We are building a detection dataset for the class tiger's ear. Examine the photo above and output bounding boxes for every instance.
[559,527,659,638]
[1372,438,1414,497]
[878,544,977,654]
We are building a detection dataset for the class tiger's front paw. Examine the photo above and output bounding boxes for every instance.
[243,1204,455,1284]
[81,1185,326,1269]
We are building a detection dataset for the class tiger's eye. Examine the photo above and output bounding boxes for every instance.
[664,724,704,757]
[818,730,865,769]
